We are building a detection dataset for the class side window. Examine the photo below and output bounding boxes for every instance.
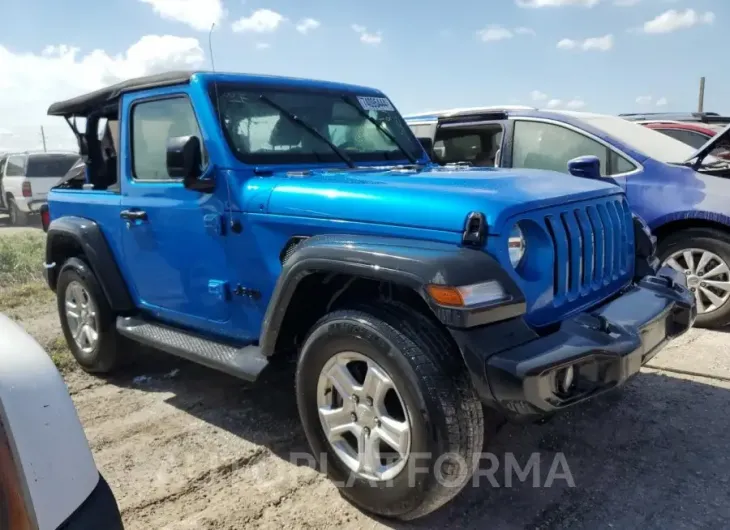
[609,151,637,175]
[657,128,710,149]
[132,97,206,181]
[512,121,608,176]
[434,134,483,163]
[4,156,26,177]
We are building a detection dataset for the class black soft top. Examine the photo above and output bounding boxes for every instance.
[47,71,195,117]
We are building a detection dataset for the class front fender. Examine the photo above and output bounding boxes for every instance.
[258,234,526,356]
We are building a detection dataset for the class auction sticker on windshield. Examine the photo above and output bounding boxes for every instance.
[357,96,395,112]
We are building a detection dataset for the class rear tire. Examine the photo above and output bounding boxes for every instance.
[56,258,125,373]
[658,227,730,328]
[7,198,27,226]
[296,302,485,521]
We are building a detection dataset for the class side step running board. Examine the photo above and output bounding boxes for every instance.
[116,316,268,382]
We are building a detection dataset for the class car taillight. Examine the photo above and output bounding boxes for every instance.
[0,421,33,530]
[40,204,50,232]
[21,181,32,198]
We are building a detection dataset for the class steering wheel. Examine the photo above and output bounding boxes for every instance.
[337,142,358,150]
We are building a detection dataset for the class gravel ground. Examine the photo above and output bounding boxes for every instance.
[4,240,730,528]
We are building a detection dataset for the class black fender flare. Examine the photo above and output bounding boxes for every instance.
[259,234,526,356]
[45,216,134,313]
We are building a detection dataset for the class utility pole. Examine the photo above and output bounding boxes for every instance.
[698,77,705,113]
[40,126,47,152]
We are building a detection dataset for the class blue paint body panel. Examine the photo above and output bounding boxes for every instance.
[47,73,638,340]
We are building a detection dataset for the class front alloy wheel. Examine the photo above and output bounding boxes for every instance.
[296,304,485,521]
[317,351,411,482]
[663,248,730,315]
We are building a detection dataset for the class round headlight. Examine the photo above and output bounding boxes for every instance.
[508,225,526,267]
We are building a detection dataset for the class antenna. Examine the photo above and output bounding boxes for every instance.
[208,23,240,233]
[208,23,217,71]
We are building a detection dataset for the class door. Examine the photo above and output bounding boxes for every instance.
[507,119,640,190]
[120,93,234,336]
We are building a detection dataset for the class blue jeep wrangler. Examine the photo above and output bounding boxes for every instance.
[43,71,695,521]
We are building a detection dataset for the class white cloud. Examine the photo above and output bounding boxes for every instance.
[0,35,205,152]
[478,25,537,42]
[557,38,577,49]
[232,9,285,33]
[547,99,562,108]
[643,9,715,34]
[139,0,225,31]
[557,34,613,51]
[0,128,12,136]
[296,18,320,35]
[255,42,270,50]
[566,98,586,109]
[514,26,537,36]
[478,26,513,42]
[636,95,653,105]
[516,0,600,7]
[352,25,383,45]
[655,97,668,107]
[531,90,548,102]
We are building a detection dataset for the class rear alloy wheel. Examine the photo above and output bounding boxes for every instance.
[659,227,730,328]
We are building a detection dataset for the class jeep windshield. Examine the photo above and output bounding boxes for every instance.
[209,85,423,166]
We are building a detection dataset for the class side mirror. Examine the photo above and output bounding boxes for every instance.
[567,155,602,180]
[417,137,434,158]
[166,136,213,192]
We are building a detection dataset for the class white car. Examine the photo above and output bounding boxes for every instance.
[0,314,123,529]
[0,151,80,226]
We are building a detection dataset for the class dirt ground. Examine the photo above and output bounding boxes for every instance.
[3,224,730,529]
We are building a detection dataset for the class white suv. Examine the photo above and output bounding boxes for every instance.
[0,151,80,226]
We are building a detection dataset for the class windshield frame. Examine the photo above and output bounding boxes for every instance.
[205,81,426,168]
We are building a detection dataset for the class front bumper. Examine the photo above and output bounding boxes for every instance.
[451,266,696,421]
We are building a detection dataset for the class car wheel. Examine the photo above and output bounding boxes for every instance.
[296,303,485,521]
[56,258,124,373]
[658,227,730,328]
[7,198,27,227]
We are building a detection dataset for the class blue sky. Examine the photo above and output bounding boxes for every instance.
[0,0,725,150]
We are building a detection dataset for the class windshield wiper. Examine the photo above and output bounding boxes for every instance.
[340,95,419,164]
[257,95,355,168]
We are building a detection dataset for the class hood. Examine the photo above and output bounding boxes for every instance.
[264,165,622,235]
[683,122,730,169]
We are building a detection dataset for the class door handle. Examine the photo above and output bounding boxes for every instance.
[120,210,148,221]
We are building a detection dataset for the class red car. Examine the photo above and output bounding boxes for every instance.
[620,112,730,158]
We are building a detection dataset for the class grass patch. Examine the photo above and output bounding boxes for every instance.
[0,281,54,311]
[45,336,76,374]
[0,232,46,286]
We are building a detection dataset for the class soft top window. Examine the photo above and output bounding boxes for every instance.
[26,154,81,177]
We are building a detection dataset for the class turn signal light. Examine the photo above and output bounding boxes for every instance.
[1,422,33,530]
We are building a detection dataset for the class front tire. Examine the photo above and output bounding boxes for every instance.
[56,258,125,373]
[296,303,484,521]
[658,227,730,328]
